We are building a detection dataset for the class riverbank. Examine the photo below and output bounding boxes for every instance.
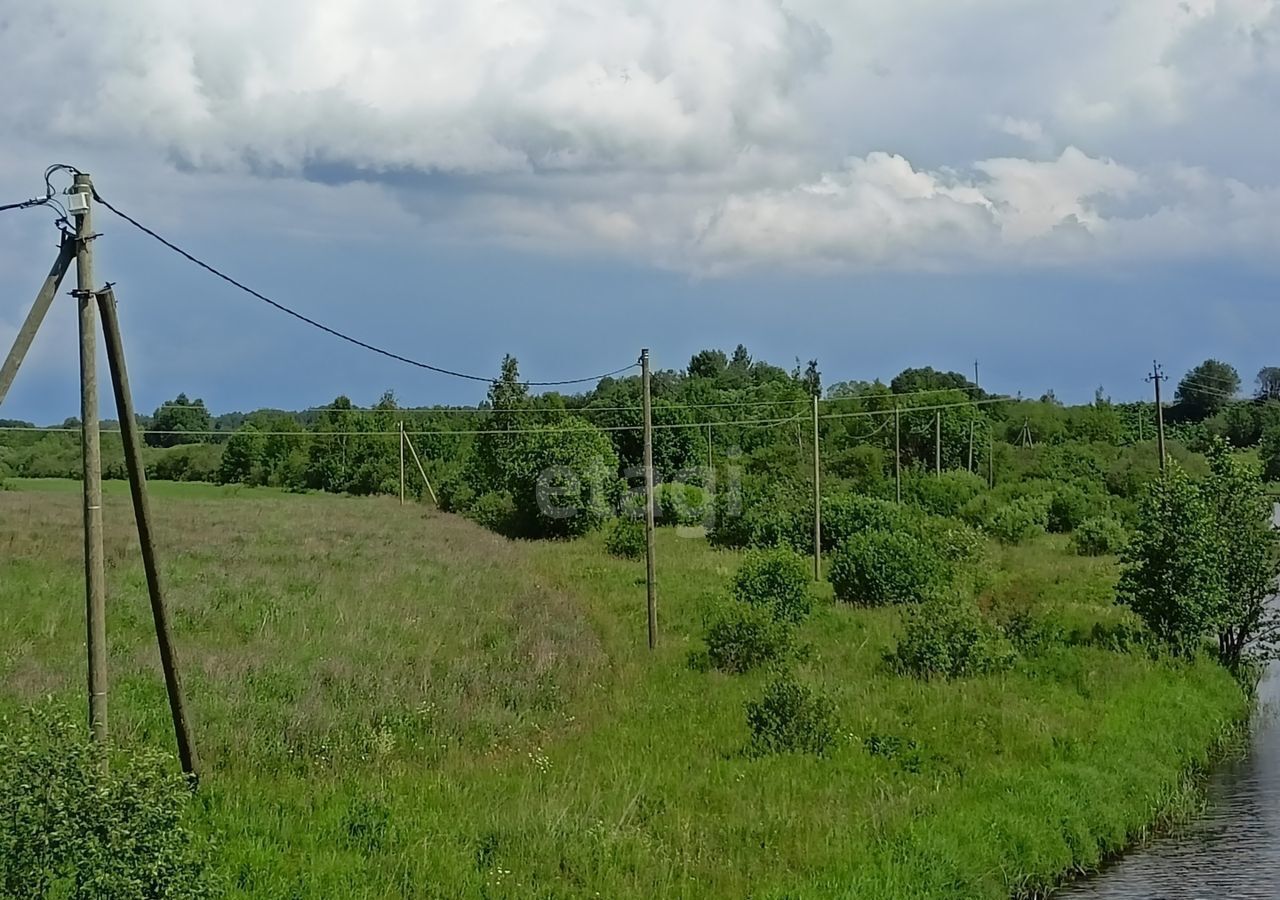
[0,483,1250,897]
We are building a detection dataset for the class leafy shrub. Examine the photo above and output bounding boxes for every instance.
[146,443,222,483]
[468,490,517,533]
[745,673,836,756]
[0,706,213,899]
[910,515,985,564]
[958,492,1001,529]
[658,481,708,526]
[708,480,806,551]
[604,517,647,560]
[699,603,795,674]
[437,473,477,514]
[732,547,813,623]
[888,594,1017,679]
[1046,484,1090,533]
[1070,516,1129,556]
[999,608,1068,656]
[903,470,987,518]
[821,493,910,551]
[988,497,1050,544]
[829,531,949,606]
[500,420,620,538]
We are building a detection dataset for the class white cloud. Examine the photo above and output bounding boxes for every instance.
[1,0,1279,274]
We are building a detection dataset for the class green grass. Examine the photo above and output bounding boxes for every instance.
[0,483,1247,898]
[3,477,288,500]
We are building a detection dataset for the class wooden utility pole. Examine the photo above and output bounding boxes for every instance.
[988,432,995,488]
[398,421,405,505]
[96,288,199,781]
[811,395,821,581]
[894,404,902,504]
[0,235,74,406]
[641,349,657,650]
[934,410,942,475]
[73,173,108,746]
[1147,361,1167,474]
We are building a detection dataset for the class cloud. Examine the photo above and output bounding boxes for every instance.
[2,0,1279,275]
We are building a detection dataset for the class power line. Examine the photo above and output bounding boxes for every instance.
[142,383,991,417]
[88,188,638,388]
[0,397,1004,438]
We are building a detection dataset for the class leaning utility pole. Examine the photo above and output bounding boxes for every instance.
[96,287,199,781]
[811,395,821,581]
[0,235,74,405]
[73,173,109,747]
[1147,361,1167,474]
[641,348,657,651]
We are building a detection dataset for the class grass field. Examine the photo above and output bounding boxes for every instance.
[0,479,1247,898]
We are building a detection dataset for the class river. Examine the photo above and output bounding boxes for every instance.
[1058,507,1280,897]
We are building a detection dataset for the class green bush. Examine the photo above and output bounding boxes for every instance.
[988,497,1049,544]
[903,470,987,518]
[829,531,949,606]
[658,481,708,526]
[604,517,647,560]
[1046,485,1088,533]
[888,594,1017,679]
[1070,516,1129,556]
[0,706,213,899]
[731,547,813,623]
[821,493,910,551]
[958,492,1001,529]
[708,480,806,551]
[700,603,795,674]
[500,420,620,538]
[146,443,222,483]
[437,472,477,514]
[910,515,985,564]
[745,673,836,756]
[468,491,517,533]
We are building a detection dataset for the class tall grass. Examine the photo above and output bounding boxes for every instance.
[0,484,1247,898]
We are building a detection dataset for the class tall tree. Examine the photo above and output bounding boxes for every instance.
[1174,359,1239,421]
[1256,366,1280,401]
[793,359,821,398]
[889,367,972,396]
[688,349,728,380]
[146,394,211,448]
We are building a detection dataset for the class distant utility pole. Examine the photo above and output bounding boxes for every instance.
[967,420,975,473]
[641,348,657,651]
[398,421,405,506]
[934,410,942,475]
[811,395,821,582]
[988,432,995,488]
[74,173,109,748]
[1147,360,1168,474]
[894,404,902,504]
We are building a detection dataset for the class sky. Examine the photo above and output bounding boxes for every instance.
[2,0,1279,423]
